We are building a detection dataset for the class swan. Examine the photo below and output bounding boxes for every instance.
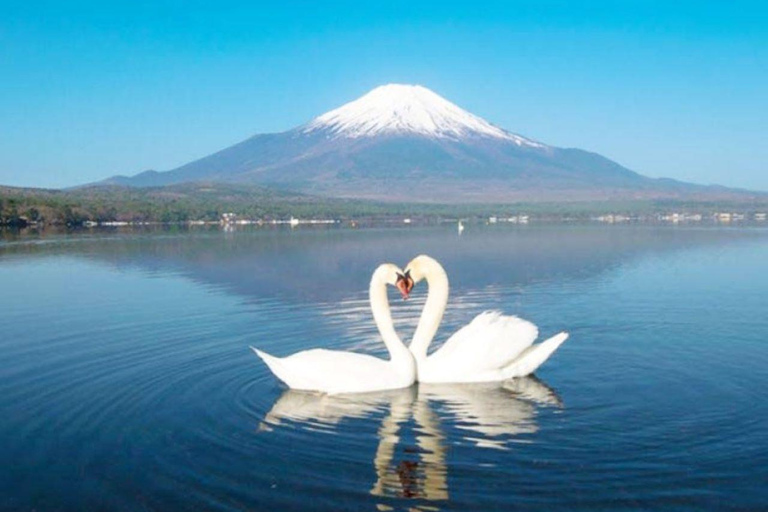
[401,255,568,383]
[251,263,416,394]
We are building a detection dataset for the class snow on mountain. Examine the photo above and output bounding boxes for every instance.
[303,84,544,147]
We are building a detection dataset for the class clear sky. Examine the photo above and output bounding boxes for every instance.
[1,0,766,190]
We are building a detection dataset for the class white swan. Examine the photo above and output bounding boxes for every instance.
[401,255,568,383]
[251,264,416,394]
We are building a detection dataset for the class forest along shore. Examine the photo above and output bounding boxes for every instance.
[2,183,768,228]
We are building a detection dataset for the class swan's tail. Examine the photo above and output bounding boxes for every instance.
[250,346,291,386]
[501,332,569,379]
[250,346,269,360]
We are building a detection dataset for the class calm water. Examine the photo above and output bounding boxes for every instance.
[1,225,767,511]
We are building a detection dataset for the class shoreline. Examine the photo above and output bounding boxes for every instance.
[2,213,767,237]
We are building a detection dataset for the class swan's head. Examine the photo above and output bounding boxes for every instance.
[374,263,412,300]
[402,255,442,298]
[395,269,414,300]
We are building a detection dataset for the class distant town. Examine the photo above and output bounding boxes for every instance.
[50,210,768,230]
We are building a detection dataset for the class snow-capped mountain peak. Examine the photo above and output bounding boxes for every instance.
[303,84,543,147]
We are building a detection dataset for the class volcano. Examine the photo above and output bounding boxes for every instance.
[103,84,758,202]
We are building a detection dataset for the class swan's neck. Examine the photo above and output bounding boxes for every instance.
[370,275,414,373]
[410,260,449,361]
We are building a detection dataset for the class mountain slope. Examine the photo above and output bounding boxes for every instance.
[102,84,762,202]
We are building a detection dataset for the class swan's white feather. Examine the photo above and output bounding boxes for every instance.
[252,347,411,395]
[499,332,569,379]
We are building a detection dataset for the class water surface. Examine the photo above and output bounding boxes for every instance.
[1,225,767,511]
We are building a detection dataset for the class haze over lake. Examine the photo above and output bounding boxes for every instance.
[1,225,767,511]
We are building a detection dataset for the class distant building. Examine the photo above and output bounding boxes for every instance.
[596,214,629,223]
[716,213,732,222]
[660,213,702,222]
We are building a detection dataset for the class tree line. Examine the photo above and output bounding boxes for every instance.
[3,183,766,227]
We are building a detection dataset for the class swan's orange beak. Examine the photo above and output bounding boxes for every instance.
[395,272,414,300]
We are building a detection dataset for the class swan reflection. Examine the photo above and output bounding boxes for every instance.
[261,377,561,508]
[261,387,416,431]
[419,378,561,449]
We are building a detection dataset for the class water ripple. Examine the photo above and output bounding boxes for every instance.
[2,227,768,511]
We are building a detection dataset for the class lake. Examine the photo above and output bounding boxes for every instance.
[1,224,767,511]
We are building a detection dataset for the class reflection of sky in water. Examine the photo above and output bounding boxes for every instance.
[5,224,767,304]
[2,225,768,511]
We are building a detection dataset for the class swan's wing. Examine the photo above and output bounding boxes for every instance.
[252,347,404,394]
[426,311,539,377]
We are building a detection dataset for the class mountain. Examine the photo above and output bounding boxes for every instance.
[102,84,762,203]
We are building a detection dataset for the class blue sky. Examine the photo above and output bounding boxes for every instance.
[1,0,766,190]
